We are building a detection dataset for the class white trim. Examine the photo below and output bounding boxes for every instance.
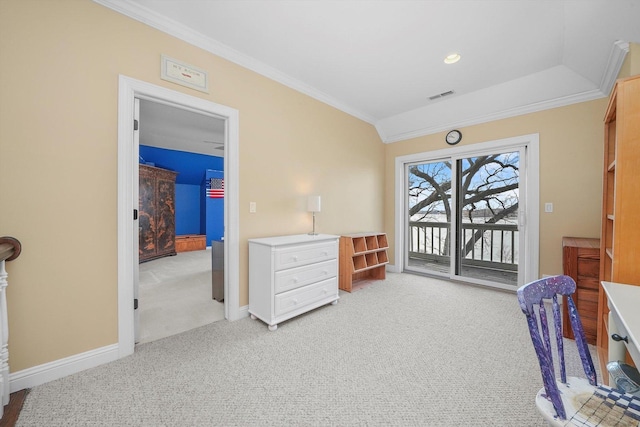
[599,40,630,98]
[381,89,604,144]
[236,304,249,319]
[94,0,375,125]
[9,344,119,392]
[394,134,540,288]
[94,1,629,144]
[118,75,241,361]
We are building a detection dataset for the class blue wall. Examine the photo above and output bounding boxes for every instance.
[175,184,200,235]
[139,145,223,243]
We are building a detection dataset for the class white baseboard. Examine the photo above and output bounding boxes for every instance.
[9,309,251,392]
[9,344,119,392]
[233,304,249,320]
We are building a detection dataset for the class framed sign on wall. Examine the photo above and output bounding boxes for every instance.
[160,55,209,93]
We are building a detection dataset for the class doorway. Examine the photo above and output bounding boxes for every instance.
[136,98,225,343]
[117,75,240,358]
[395,134,539,290]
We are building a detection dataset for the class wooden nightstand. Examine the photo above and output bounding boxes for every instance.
[562,236,600,344]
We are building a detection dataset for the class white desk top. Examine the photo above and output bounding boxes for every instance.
[602,281,640,367]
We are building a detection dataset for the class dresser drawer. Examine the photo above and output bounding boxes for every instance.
[274,260,337,294]
[274,242,337,271]
[610,308,640,367]
[274,277,338,317]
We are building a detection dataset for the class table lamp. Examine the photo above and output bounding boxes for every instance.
[307,195,321,235]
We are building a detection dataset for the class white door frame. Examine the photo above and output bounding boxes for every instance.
[117,75,241,358]
[393,133,540,288]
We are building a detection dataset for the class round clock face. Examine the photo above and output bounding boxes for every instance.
[446,130,462,145]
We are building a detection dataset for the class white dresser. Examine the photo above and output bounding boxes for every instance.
[248,234,340,331]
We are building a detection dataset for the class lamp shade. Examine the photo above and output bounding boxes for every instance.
[307,195,321,213]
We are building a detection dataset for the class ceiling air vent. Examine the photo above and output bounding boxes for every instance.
[429,90,455,101]
[203,140,225,151]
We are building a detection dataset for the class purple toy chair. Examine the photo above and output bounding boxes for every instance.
[517,275,640,426]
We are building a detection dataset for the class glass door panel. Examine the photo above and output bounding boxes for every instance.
[406,160,452,276]
[454,151,520,286]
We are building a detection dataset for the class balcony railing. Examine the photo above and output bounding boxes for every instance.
[408,221,518,284]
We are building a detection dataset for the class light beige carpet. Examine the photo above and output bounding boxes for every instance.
[16,272,599,426]
[138,249,224,343]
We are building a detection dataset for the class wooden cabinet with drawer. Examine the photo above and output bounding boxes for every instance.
[562,236,600,344]
[248,234,340,331]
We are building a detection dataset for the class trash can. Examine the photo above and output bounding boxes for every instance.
[607,360,640,397]
[211,239,224,302]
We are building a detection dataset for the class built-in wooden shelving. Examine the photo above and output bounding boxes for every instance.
[597,75,640,382]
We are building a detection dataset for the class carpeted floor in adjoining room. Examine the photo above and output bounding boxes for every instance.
[15,272,598,426]
[138,249,225,344]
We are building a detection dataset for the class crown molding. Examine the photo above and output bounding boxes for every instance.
[599,40,630,98]
[94,0,630,144]
[94,0,376,125]
[380,87,605,144]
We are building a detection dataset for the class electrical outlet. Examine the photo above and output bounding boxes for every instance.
[249,202,256,213]
[544,202,553,213]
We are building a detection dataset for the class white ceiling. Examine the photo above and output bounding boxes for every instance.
[139,99,225,156]
[102,0,640,144]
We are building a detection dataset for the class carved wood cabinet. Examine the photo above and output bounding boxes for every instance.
[139,164,178,263]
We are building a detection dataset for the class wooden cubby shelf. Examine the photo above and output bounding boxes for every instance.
[596,75,640,382]
[339,233,389,292]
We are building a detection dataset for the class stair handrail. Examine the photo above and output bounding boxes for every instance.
[0,236,20,416]
[0,237,21,263]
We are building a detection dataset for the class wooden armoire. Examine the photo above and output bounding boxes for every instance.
[139,164,178,263]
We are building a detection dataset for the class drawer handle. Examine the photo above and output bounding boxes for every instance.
[293,277,298,283]
[293,299,298,305]
[612,334,629,344]
[323,251,328,255]
[292,256,298,262]
[322,270,328,275]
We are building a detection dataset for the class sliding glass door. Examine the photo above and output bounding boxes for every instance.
[401,136,537,290]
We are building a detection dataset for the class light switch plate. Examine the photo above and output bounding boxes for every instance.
[249,202,256,213]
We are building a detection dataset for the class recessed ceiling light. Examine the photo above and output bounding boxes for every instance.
[444,53,461,64]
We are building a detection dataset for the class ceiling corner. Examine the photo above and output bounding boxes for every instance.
[599,40,630,97]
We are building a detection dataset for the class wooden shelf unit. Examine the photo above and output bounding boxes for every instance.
[597,75,640,382]
[339,233,389,292]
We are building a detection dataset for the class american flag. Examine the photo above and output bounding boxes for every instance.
[207,178,224,198]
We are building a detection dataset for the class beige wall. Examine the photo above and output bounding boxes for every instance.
[383,100,607,278]
[384,44,639,278]
[619,43,640,78]
[0,0,384,371]
[0,0,636,376]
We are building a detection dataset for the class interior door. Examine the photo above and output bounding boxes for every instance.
[133,98,140,343]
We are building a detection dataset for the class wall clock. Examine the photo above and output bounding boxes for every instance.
[445,130,462,145]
